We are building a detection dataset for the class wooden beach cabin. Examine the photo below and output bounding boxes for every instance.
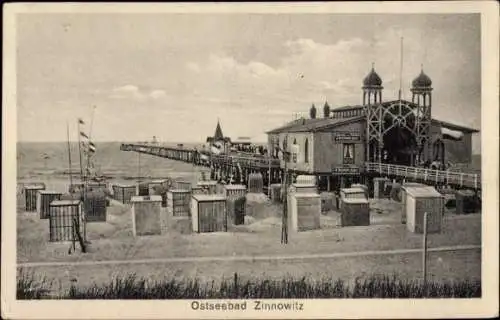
[197,181,217,195]
[175,180,192,191]
[83,191,107,222]
[223,184,247,199]
[167,189,191,217]
[130,195,162,236]
[289,192,321,232]
[48,200,84,242]
[37,190,62,219]
[400,182,426,224]
[112,183,137,204]
[24,184,46,212]
[404,186,444,234]
[190,194,227,233]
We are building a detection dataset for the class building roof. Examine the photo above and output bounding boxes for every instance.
[412,69,432,88]
[431,119,479,133]
[192,194,226,201]
[224,184,246,190]
[267,99,479,134]
[113,183,136,188]
[206,120,231,143]
[266,116,365,134]
[51,200,81,206]
[214,120,224,140]
[198,180,217,185]
[38,190,62,194]
[363,67,383,87]
[168,189,191,193]
[131,195,162,202]
[404,186,442,198]
[332,105,364,112]
[24,184,46,190]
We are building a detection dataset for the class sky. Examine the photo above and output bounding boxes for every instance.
[16,13,481,152]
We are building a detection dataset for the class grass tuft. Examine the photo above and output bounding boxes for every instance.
[17,269,52,299]
[17,272,481,299]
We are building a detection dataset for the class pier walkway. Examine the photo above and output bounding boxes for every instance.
[120,143,481,190]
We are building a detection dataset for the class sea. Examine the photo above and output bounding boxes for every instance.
[16,141,210,193]
[16,141,481,194]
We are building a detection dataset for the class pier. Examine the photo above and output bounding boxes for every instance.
[120,143,481,191]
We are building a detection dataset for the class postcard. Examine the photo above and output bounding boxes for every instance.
[2,2,498,319]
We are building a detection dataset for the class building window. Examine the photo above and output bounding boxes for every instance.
[304,138,309,163]
[292,138,298,163]
[343,143,355,164]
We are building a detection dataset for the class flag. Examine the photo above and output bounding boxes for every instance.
[88,141,96,153]
[80,131,89,139]
[81,141,96,154]
[78,118,85,125]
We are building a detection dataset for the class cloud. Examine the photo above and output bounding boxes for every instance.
[186,62,201,73]
[150,89,167,99]
[109,85,168,101]
[86,33,480,145]
[177,33,469,138]
[110,85,145,100]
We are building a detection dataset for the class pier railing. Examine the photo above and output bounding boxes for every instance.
[121,144,481,189]
[120,143,281,169]
[211,154,281,169]
[365,162,481,189]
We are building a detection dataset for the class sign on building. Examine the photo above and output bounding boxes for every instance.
[333,132,361,142]
[332,166,360,175]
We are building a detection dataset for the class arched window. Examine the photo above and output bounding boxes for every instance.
[292,138,298,163]
[304,138,309,163]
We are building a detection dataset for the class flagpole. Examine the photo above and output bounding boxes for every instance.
[66,122,74,187]
[86,106,96,180]
[77,120,84,182]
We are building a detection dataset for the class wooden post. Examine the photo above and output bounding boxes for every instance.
[282,163,288,244]
[281,135,290,245]
[422,211,428,297]
[268,152,271,197]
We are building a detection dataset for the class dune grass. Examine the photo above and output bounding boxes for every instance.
[18,270,480,299]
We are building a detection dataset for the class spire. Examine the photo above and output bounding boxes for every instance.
[213,119,224,141]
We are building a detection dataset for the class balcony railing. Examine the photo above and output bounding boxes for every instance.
[365,162,481,189]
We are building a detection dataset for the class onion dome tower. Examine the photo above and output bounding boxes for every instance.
[362,63,383,105]
[363,63,384,162]
[410,65,433,164]
[411,65,433,108]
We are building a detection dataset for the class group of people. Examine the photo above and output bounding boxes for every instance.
[232,144,268,156]
[419,159,451,171]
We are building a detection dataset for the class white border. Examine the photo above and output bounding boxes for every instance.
[2,2,499,319]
